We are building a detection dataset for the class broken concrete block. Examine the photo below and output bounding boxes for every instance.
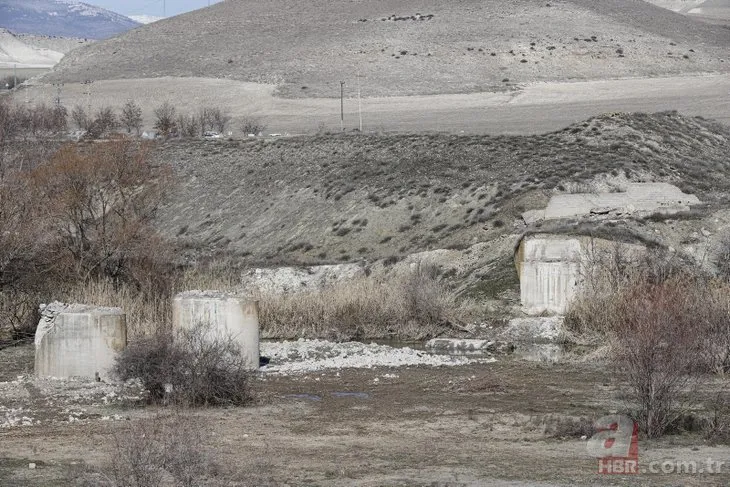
[516,236,582,315]
[515,234,645,315]
[502,316,564,342]
[172,291,259,370]
[34,302,126,380]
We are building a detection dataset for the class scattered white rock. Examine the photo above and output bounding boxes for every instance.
[260,339,494,375]
[502,317,564,342]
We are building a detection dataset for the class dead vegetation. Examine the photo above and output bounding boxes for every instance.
[566,244,730,438]
[0,137,173,345]
[257,264,480,341]
[113,323,254,407]
[83,412,213,487]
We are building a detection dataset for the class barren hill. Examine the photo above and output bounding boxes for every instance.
[45,0,730,97]
[0,29,90,69]
[0,0,139,39]
[151,112,730,269]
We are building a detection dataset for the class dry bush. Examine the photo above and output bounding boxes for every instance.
[65,279,171,338]
[176,113,199,138]
[153,103,177,137]
[542,415,596,439]
[87,412,210,487]
[0,100,67,140]
[240,117,267,136]
[30,140,172,284]
[113,323,254,406]
[702,392,730,445]
[71,105,90,131]
[120,100,143,135]
[199,107,230,135]
[611,276,707,438]
[258,264,475,340]
[87,106,118,138]
[566,244,730,438]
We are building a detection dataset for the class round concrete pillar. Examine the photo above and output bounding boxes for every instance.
[172,291,259,370]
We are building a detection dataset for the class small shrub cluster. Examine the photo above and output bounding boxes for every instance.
[113,323,254,406]
[85,412,211,487]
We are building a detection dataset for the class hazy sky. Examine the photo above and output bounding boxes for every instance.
[83,0,221,18]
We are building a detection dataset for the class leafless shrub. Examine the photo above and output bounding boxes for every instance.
[207,107,230,134]
[153,102,177,137]
[611,276,707,438]
[120,100,143,135]
[91,106,118,137]
[71,105,91,131]
[566,244,730,438]
[717,232,730,282]
[702,392,730,444]
[543,415,597,439]
[89,412,210,487]
[113,323,254,407]
[30,140,172,284]
[240,117,267,136]
[176,113,199,138]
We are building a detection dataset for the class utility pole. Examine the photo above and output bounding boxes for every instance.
[340,80,345,132]
[82,79,93,114]
[52,83,63,107]
[13,63,17,90]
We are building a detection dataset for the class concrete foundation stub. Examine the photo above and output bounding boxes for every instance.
[172,291,260,370]
[34,302,127,380]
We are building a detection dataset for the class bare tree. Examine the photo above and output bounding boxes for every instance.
[120,101,143,135]
[71,105,90,131]
[153,103,177,137]
[240,117,267,136]
[94,106,118,135]
[31,140,172,282]
[208,107,230,134]
[176,114,198,138]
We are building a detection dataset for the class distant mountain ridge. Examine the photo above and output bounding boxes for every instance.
[0,0,139,39]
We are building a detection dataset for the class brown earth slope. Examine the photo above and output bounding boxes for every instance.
[44,0,730,97]
[151,112,730,267]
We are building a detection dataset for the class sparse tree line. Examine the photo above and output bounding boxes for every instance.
[0,100,67,140]
[0,98,265,141]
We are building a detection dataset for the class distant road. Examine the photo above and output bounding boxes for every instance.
[20,73,730,135]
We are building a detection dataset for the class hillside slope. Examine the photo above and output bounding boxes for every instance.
[151,112,730,267]
[0,0,139,39]
[44,0,730,97]
[0,28,64,67]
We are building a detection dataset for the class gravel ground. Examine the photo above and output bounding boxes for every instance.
[260,338,495,374]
